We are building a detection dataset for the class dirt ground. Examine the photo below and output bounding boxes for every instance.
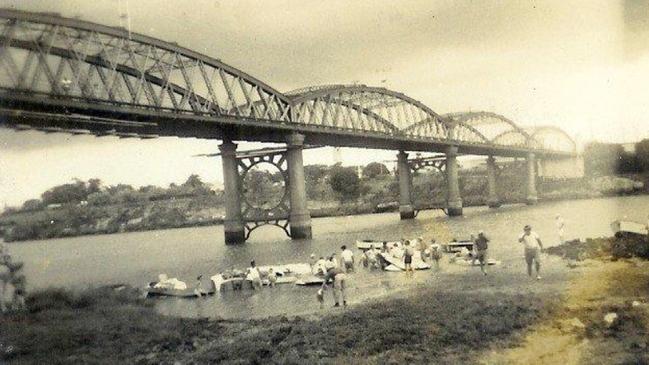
[482,258,649,365]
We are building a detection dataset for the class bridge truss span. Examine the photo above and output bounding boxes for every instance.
[0,9,577,159]
[0,9,291,123]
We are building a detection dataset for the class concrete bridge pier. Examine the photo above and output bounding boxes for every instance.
[486,156,501,208]
[219,140,245,244]
[286,133,312,239]
[526,152,538,205]
[446,146,463,216]
[397,150,415,219]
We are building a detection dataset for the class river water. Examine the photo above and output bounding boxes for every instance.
[8,195,649,319]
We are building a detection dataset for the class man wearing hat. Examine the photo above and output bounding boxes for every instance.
[519,225,543,280]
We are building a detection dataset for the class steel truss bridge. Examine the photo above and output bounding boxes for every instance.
[0,9,577,158]
[0,9,581,242]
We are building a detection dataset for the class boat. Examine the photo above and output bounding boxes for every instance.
[356,239,389,250]
[441,240,474,253]
[211,263,312,291]
[611,220,648,236]
[295,274,325,286]
[452,258,501,266]
[378,252,430,270]
[145,281,215,298]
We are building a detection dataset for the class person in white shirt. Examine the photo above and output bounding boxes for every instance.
[246,260,262,289]
[340,245,355,273]
[555,214,565,244]
[519,225,543,280]
[314,256,328,275]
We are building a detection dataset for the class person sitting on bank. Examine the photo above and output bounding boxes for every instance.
[473,231,490,276]
[340,245,355,273]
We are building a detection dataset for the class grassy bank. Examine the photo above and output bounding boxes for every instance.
[0,286,553,364]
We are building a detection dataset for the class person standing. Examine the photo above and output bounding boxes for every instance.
[473,231,490,275]
[555,214,565,244]
[403,240,414,277]
[322,266,347,307]
[519,225,543,280]
[429,240,442,271]
[340,245,355,273]
[246,260,262,290]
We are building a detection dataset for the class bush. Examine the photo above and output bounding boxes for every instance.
[328,166,361,202]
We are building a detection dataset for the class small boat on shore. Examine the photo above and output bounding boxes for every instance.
[295,275,325,286]
[145,278,215,298]
[145,285,214,298]
[441,240,474,253]
[611,220,648,236]
[211,263,313,291]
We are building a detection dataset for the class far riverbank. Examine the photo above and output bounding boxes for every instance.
[1,174,646,243]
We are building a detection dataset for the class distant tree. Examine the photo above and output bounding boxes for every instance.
[305,165,330,184]
[87,178,102,195]
[87,191,112,206]
[41,179,88,205]
[242,169,278,208]
[362,162,389,179]
[183,174,204,189]
[21,199,44,212]
[636,139,649,172]
[618,152,641,174]
[328,166,361,202]
[583,142,624,176]
[105,184,135,195]
[181,174,211,195]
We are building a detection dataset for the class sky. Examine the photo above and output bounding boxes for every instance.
[1,0,648,207]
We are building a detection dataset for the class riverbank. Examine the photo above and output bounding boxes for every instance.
[1,279,556,364]
[485,235,649,364]
[2,173,646,243]
[3,234,648,363]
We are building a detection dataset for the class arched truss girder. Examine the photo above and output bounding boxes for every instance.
[491,130,530,147]
[0,9,291,121]
[443,111,531,148]
[288,85,449,140]
[529,126,577,153]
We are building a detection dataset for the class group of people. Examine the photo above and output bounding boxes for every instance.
[464,224,545,279]
[311,245,357,308]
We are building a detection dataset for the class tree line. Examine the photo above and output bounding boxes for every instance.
[584,139,649,176]
[7,174,218,215]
